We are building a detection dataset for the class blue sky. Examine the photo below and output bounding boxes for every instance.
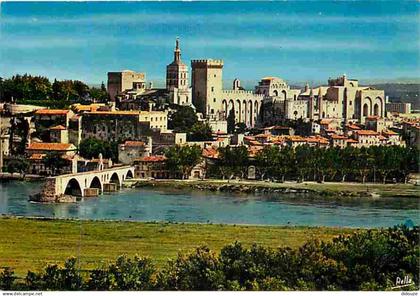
[0,1,419,87]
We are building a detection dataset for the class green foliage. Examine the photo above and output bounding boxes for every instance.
[252,145,418,183]
[7,226,419,291]
[227,109,235,134]
[79,138,118,162]
[156,246,225,290]
[235,122,247,134]
[6,156,29,175]
[164,145,202,179]
[168,106,198,133]
[217,145,249,179]
[188,122,213,141]
[0,267,16,290]
[0,74,109,107]
[25,257,83,290]
[87,256,155,291]
[44,152,68,175]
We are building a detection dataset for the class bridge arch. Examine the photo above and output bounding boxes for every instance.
[89,176,102,192]
[109,172,121,188]
[64,178,83,197]
[126,170,134,179]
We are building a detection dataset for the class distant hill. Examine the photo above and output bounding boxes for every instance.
[370,83,420,110]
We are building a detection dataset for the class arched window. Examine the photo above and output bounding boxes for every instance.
[373,104,379,116]
[363,103,369,116]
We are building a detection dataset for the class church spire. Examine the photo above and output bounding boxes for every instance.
[174,37,181,63]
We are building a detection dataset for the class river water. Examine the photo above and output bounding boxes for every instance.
[0,181,418,228]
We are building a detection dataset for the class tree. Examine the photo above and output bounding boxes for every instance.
[79,138,118,162]
[87,256,155,291]
[218,146,249,179]
[168,106,198,133]
[188,122,213,141]
[6,156,29,176]
[44,152,68,175]
[227,109,235,134]
[235,122,247,134]
[165,145,202,179]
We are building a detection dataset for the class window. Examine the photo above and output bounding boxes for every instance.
[211,87,214,92]
[214,74,216,78]
[213,98,216,103]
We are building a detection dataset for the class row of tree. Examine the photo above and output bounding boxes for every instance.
[209,145,418,184]
[1,225,418,291]
[0,74,108,107]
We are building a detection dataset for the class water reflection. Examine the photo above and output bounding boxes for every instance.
[0,181,418,228]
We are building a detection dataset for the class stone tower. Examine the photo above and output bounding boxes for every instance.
[191,59,224,116]
[166,38,189,91]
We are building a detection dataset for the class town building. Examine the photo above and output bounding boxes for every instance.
[107,70,146,101]
[118,139,152,165]
[191,60,264,127]
[81,110,168,142]
[386,102,412,114]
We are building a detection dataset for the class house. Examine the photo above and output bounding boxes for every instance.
[133,155,169,179]
[118,139,152,164]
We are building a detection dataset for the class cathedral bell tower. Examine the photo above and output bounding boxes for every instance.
[166,38,189,91]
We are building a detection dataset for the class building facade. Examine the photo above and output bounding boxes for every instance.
[191,60,264,127]
[107,70,146,101]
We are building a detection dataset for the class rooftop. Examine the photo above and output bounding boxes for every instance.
[35,109,70,115]
[27,142,76,151]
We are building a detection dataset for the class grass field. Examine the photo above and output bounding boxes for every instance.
[0,217,357,276]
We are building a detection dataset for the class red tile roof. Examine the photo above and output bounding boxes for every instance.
[35,109,70,115]
[346,124,361,130]
[356,130,379,136]
[27,142,75,151]
[29,153,46,160]
[137,155,166,162]
[202,147,219,159]
[87,111,140,116]
[382,130,398,136]
[124,141,145,147]
[330,134,348,140]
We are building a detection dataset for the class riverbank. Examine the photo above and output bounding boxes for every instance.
[0,216,357,276]
[129,179,420,199]
[0,173,44,181]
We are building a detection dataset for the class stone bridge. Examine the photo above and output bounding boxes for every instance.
[39,165,135,202]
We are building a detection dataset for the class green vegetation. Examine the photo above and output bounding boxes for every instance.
[209,145,418,184]
[78,138,118,162]
[165,145,203,179]
[0,217,354,277]
[0,74,108,107]
[5,156,29,176]
[217,145,249,179]
[0,221,417,291]
[168,106,213,141]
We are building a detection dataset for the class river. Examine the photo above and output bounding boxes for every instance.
[0,181,418,228]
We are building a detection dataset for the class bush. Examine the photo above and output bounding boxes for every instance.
[0,267,16,290]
